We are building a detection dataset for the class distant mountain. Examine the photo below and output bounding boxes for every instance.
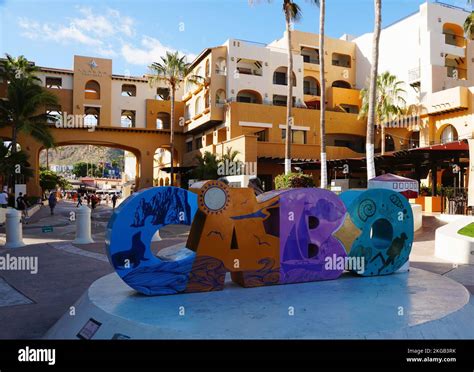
[39,145,125,168]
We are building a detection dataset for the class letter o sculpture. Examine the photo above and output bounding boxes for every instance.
[340,188,414,276]
[106,187,198,295]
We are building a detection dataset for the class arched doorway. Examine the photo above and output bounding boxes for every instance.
[303,76,320,96]
[440,125,458,144]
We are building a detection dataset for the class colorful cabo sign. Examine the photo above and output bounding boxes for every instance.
[106,181,414,296]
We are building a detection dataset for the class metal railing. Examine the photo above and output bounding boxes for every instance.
[303,87,319,96]
[444,33,466,48]
[440,187,472,215]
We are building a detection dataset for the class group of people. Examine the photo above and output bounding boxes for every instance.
[76,193,118,209]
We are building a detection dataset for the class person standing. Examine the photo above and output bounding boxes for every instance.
[0,189,8,208]
[48,191,57,215]
[16,192,28,223]
[112,194,118,209]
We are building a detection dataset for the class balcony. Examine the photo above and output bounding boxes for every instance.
[236,66,262,76]
[428,86,468,115]
[444,33,466,48]
[446,66,467,80]
[303,87,319,96]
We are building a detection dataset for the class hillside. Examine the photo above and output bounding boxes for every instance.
[39,145,125,168]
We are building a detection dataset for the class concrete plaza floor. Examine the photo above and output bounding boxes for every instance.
[0,200,473,339]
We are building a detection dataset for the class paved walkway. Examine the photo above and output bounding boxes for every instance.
[0,200,189,339]
[0,203,472,339]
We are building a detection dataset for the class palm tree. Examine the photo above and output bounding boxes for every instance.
[193,151,220,180]
[317,0,327,188]
[149,51,198,186]
[2,54,39,82]
[0,55,58,155]
[0,142,33,187]
[359,71,406,155]
[464,11,474,39]
[282,0,303,175]
[365,0,382,181]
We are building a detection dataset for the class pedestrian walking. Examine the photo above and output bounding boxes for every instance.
[76,195,83,207]
[48,191,57,215]
[112,194,118,209]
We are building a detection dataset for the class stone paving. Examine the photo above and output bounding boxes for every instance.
[0,200,472,339]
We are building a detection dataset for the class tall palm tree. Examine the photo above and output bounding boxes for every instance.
[317,0,327,188]
[282,0,302,175]
[0,54,57,155]
[464,11,474,39]
[149,51,196,186]
[365,0,382,181]
[359,71,406,155]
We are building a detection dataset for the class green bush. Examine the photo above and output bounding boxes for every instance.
[274,173,315,190]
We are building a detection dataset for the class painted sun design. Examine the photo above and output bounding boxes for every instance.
[199,181,230,215]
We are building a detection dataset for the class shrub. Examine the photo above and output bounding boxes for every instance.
[274,173,315,190]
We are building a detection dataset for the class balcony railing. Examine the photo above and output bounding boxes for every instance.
[236,67,262,76]
[444,33,466,48]
[303,87,320,96]
[446,66,467,80]
[302,56,320,65]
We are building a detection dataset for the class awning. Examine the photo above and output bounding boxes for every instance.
[160,166,196,174]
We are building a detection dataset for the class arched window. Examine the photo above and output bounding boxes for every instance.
[216,89,226,105]
[205,59,210,77]
[236,90,262,104]
[215,57,226,75]
[332,80,351,89]
[185,104,191,120]
[121,110,135,128]
[156,112,171,129]
[204,91,210,109]
[85,80,100,99]
[84,107,100,127]
[121,84,136,97]
[273,66,296,86]
[194,67,202,90]
[440,125,458,144]
[195,96,203,115]
[443,23,465,47]
[303,76,320,96]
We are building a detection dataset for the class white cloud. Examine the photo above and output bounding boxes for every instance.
[121,36,196,66]
[17,8,195,70]
[18,17,102,46]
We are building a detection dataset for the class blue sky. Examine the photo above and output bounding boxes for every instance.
[0,0,471,76]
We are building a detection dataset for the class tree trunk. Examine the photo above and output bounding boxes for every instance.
[285,18,293,175]
[319,0,327,189]
[10,124,17,192]
[381,123,385,155]
[366,0,381,181]
[11,124,17,154]
[170,86,175,186]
